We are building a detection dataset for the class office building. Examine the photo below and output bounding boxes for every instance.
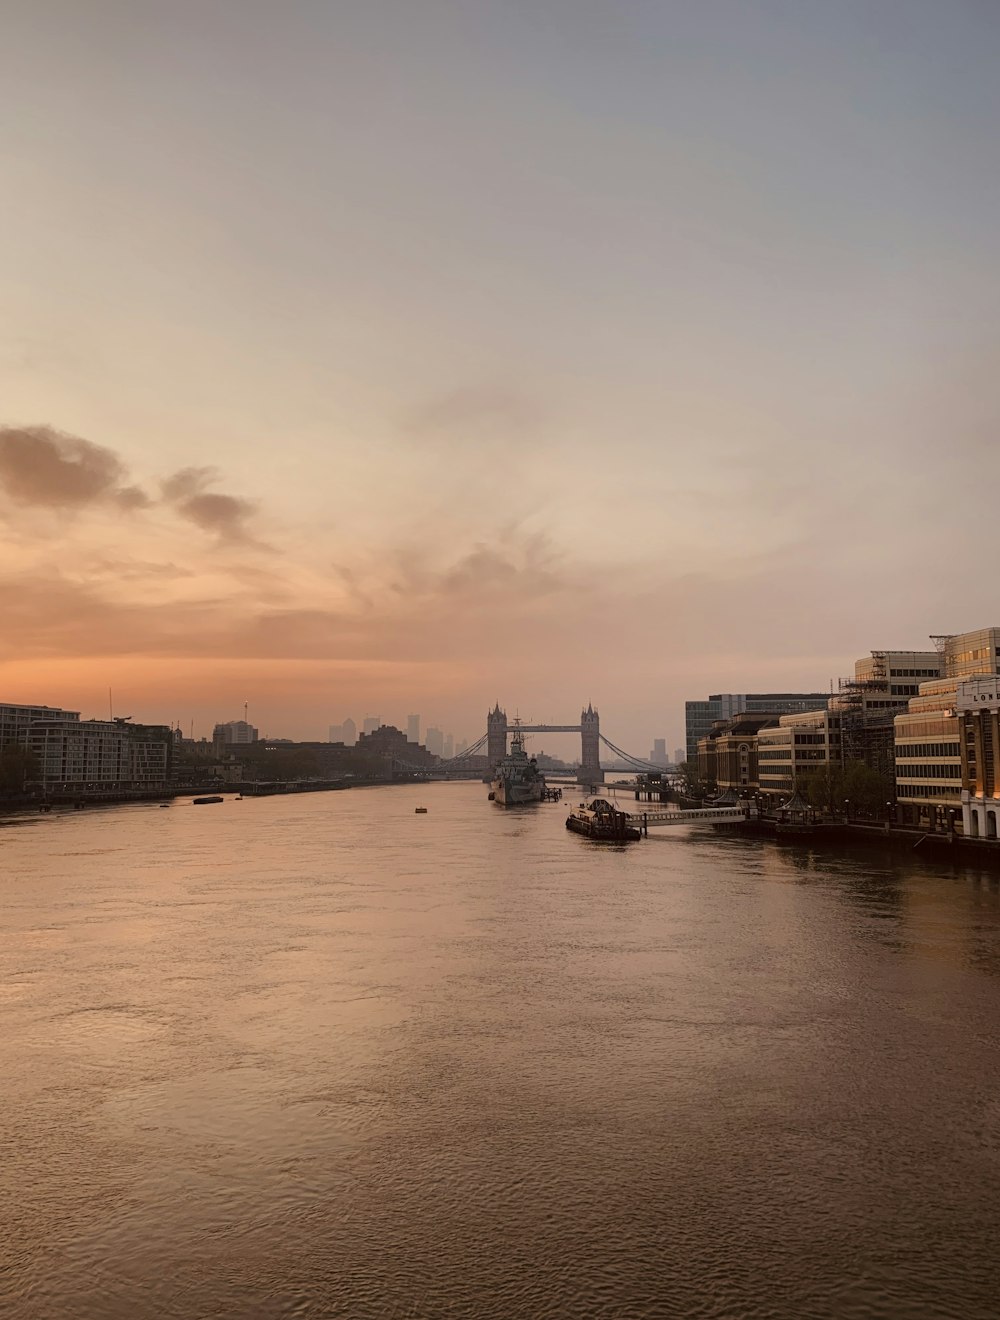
[442,734,454,760]
[1,702,80,752]
[456,738,469,756]
[425,727,444,757]
[650,738,667,767]
[893,687,962,829]
[831,649,942,797]
[756,710,843,802]
[213,720,258,754]
[342,718,357,747]
[407,714,420,744]
[941,627,1000,680]
[685,693,828,763]
[892,627,1000,831]
[958,676,1000,838]
[673,747,684,768]
[362,715,380,736]
[696,715,780,793]
[328,723,343,744]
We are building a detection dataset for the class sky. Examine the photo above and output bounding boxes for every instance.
[2,0,999,755]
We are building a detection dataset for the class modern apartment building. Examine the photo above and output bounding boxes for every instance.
[684,692,828,763]
[26,718,172,790]
[0,702,80,752]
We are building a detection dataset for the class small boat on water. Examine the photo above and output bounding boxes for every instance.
[566,798,641,842]
[415,807,428,814]
[193,795,224,805]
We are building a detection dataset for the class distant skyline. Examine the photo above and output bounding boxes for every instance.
[2,2,999,754]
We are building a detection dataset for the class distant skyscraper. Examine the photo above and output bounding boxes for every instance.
[673,747,684,767]
[363,715,380,736]
[443,733,454,760]
[407,713,420,744]
[651,738,667,766]
[342,718,357,746]
[456,738,469,756]
[425,726,444,757]
[328,723,343,743]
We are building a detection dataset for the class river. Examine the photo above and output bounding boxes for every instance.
[3,782,1000,1319]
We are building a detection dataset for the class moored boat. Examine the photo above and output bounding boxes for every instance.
[566,798,641,842]
[193,795,224,805]
[491,723,546,806]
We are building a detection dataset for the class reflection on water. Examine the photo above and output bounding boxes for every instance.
[4,785,1000,1319]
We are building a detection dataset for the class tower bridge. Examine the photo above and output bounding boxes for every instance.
[394,706,667,782]
[488,703,604,783]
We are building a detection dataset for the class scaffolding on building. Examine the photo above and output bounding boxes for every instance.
[834,651,898,791]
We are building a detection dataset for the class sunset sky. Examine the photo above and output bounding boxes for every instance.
[2,1,999,754]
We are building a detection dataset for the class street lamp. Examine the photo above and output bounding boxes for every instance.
[844,798,850,823]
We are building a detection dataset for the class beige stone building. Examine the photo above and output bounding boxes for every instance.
[957,677,1000,839]
[757,709,842,803]
[892,627,1000,830]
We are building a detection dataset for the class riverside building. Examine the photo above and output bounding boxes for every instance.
[756,710,843,803]
[26,718,172,792]
[892,627,1000,831]
[684,692,829,763]
[831,649,942,801]
[957,677,1000,839]
[696,715,779,794]
[0,702,80,752]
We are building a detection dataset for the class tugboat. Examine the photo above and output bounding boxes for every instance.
[491,722,546,806]
[566,798,642,842]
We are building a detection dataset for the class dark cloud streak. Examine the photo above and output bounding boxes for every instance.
[0,425,151,509]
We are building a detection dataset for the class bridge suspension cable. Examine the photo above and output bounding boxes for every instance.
[598,734,667,773]
[391,731,490,775]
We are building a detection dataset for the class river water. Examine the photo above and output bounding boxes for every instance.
[3,782,1000,1319]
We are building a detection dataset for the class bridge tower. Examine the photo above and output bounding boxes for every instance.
[580,703,604,784]
[487,704,508,766]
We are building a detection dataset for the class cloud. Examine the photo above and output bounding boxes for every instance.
[160,465,263,544]
[0,425,150,508]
